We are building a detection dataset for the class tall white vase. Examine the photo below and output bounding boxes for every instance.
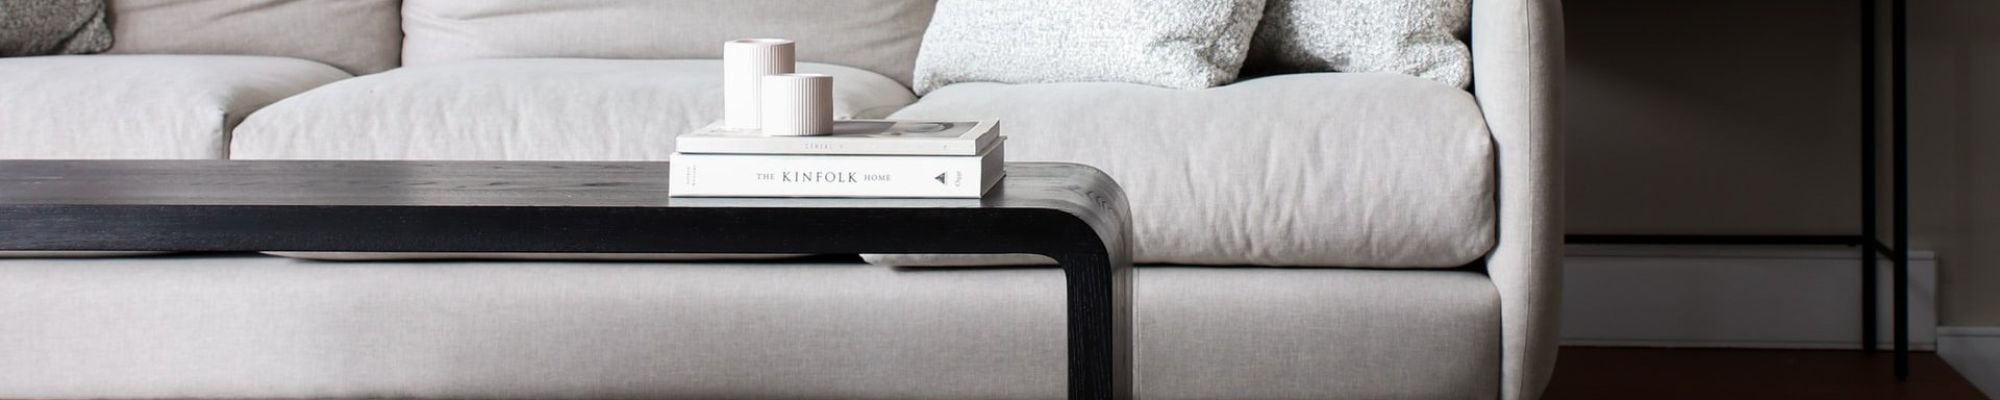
[722,38,796,129]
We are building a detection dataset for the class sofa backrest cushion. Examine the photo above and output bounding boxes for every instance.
[401,0,935,87]
[104,0,402,75]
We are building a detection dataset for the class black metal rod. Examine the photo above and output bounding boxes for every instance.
[1873,241,1899,259]
[1891,0,1911,381]
[1564,234,1862,246]
[1860,0,1881,353]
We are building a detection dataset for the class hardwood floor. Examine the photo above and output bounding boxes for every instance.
[1545,347,1989,399]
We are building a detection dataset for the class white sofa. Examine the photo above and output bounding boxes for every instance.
[0,0,1565,399]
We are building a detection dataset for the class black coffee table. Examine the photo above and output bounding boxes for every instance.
[0,160,1134,400]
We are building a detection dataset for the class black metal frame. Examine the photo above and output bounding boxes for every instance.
[0,161,1136,399]
[1566,0,1912,380]
[3,204,1134,398]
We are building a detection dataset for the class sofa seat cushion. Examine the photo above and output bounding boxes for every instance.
[0,55,351,159]
[886,73,1495,268]
[231,58,917,161]
[0,256,1498,399]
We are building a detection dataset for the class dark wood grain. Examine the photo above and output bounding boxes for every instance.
[0,160,675,206]
[0,160,1135,400]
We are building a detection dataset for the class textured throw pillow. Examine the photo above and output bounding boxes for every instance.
[0,0,112,57]
[1247,0,1472,88]
[912,0,1265,95]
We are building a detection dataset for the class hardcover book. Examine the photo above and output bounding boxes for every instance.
[668,139,1005,198]
[676,119,1000,156]
[667,197,985,208]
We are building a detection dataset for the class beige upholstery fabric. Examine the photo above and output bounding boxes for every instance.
[875,73,1496,268]
[232,59,916,161]
[0,55,349,160]
[0,256,1499,399]
[1137,266,1498,399]
[104,0,401,75]
[402,0,935,87]
[1473,0,1567,399]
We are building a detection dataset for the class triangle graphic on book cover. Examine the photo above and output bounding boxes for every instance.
[934,172,949,185]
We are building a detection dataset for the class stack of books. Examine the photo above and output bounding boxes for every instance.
[668,119,1005,198]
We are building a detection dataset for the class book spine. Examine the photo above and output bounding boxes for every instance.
[669,153,992,198]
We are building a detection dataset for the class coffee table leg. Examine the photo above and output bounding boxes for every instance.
[1056,252,1133,400]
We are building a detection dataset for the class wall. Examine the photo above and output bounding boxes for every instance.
[1563,0,2000,326]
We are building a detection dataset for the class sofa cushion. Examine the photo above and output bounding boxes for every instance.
[880,73,1495,268]
[232,59,916,161]
[104,0,401,75]
[0,256,1498,399]
[0,55,350,160]
[403,0,934,87]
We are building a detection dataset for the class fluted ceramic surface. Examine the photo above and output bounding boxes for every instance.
[759,73,834,136]
[722,38,795,128]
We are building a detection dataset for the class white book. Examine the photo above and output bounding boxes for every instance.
[668,197,984,208]
[668,139,1004,198]
[676,119,999,156]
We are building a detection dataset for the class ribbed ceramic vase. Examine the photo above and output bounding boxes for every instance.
[722,38,796,129]
[759,73,835,136]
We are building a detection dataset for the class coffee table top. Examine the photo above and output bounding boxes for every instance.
[0,160,1132,258]
[0,160,1078,206]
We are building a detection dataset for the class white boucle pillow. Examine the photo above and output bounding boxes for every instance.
[1247,0,1472,88]
[911,0,1265,95]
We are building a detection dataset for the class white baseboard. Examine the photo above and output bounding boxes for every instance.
[1940,326,2000,398]
[1560,244,1937,350]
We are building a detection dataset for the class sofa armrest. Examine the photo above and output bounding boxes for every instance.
[1472,0,1565,399]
